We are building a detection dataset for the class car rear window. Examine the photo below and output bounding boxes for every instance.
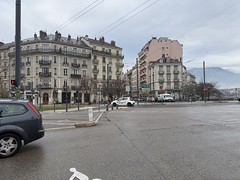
[0,103,27,117]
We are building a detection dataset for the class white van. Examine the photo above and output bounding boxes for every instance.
[157,94,174,102]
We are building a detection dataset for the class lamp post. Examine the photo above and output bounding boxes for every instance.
[63,85,68,112]
[53,79,56,112]
[77,88,80,111]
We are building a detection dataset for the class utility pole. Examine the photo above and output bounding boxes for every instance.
[136,58,139,105]
[15,0,21,89]
[203,61,206,102]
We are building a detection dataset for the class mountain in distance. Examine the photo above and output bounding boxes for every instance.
[188,67,240,89]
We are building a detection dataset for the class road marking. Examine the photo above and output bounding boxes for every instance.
[69,168,101,180]
[45,126,75,131]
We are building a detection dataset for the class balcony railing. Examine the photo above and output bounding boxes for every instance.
[159,78,164,83]
[173,70,179,74]
[116,62,124,68]
[158,70,164,75]
[71,63,80,68]
[116,71,121,75]
[70,74,81,78]
[92,69,99,73]
[92,59,99,64]
[63,62,69,66]
[82,64,87,68]
[9,48,91,59]
[39,72,51,77]
[39,60,52,65]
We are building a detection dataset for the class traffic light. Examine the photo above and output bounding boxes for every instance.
[11,80,16,86]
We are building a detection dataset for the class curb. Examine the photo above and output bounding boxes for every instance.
[74,111,105,128]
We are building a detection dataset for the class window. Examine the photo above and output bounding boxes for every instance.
[63,57,68,64]
[109,75,112,80]
[27,68,30,76]
[42,44,49,51]
[167,66,171,72]
[103,75,106,80]
[54,68,57,75]
[74,69,77,74]
[94,74,97,80]
[83,70,86,77]
[102,66,106,72]
[42,67,49,73]
[36,56,38,63]
[0,104,27,117]
[64,69,68,76]
[167,75,171,80]
[94,65,97,70]
[36,67,38,75]
[102,57,106,63]
[83,60,86,65]
[73,59,77,64]
[4,72,6,79]
[108,66,112,72]
[42,56,49,61]
[167,83,171,89]
[54,56,57,63]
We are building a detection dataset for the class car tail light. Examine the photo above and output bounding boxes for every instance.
[27,102,42,119]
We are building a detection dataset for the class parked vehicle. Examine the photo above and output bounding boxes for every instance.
[110,97,135,106]
[0,99,45,158]
[158,94,174,102]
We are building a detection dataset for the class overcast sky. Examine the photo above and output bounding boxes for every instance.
[1,0,240,73]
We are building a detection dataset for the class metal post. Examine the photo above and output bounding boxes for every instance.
[203,61,206,102]
[53,80,56,112]
[77,89,80,111]
[15,0,21,89]
[65,87,68,112]
[136,58,139,105]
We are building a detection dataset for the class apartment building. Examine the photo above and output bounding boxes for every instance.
[0,31,124,105]
[138,37,183,86]
[148,57,184,100]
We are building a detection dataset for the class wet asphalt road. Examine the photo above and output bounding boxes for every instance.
[1,102,240,180]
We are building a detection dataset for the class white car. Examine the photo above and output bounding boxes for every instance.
[110,97,135,106]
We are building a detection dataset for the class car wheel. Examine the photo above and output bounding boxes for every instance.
[127,102,131,106]
[112,103,117,107]
[0,134,22,158]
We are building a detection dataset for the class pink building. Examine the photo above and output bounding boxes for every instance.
[138,37,183,85]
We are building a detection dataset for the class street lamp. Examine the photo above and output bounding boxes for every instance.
[63,85,68,112]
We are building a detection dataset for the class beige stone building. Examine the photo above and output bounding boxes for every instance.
[0,31,124,105]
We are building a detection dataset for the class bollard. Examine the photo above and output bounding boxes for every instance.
[88,107,93,121]
[116,105,118,109]
[106,105,108,111]
[111,105,113,110]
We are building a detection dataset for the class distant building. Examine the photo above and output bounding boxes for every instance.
[138,37,183,86]
[0,31,124,105]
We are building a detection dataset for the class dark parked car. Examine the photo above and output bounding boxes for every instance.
[0,99,44,158]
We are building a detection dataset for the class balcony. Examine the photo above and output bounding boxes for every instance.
[39,60,52,65]
[116,62,124,68]
[82,64,87,68]
[26,62,31,66]
[116,71,121,75]
[8,48,91,59]
[39,72,51,77]
[158,70,164,75]
[41,84,52,89]
[71,63,80,68]
[173,78,179,82]
[70,74,81,78]
[159,78,164,83]
[92,69,99,74]
[92,59,99,64]
[173,70,179,74]
[63,62,69,66]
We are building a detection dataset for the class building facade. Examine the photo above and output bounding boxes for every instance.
[138,37,183,87]
[0,31,124,105]
[148,57,184,100]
